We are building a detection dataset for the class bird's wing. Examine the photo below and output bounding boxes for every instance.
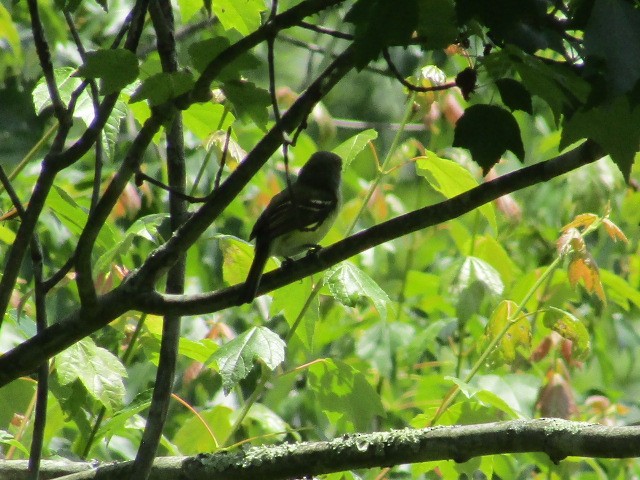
[250,186,337,241]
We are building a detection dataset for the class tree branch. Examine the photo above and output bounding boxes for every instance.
[0,141,603,385]
[138,141,604,314]
[130,3,186,479]
[2,419,639,480]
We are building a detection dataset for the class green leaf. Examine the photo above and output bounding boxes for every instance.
[32,67,83,114]
[331,129,378,167]
[219,234,278,286]
[271,277,315,348]
[242,403,289,442]
[511,51,590,119]
[482,300,531,365]
[356,321,415,377]
[416,152,497,231]
[543,307,591,361]
[584,0,640,94]
[130,71,194,106]
[206,326,286,394]
[308,359,385,431]
[48,185,117,252]
[453,104,525,173]
[95,390,153,442]
[77,49,139,95]
[0,4,22,75]
[183,103,235,142]
[177,0,204,23]
[173,405,232,453]
[212,0,266,35]
[561,95,640,180]
[102,99,128,161]
[495,78,532,114]
[0,430,29,456]
[324,262,392,321]
[94,213,168,276]
[188,37,261,79]
[600,269,640,311]
[346,0,419,68]
[416,0,458,49]
[56,338,127,413]
[457,256,504,296]
[0,224,16,244]
[222,80,271,130]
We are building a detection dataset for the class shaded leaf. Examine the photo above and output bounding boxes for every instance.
[222,80,271,130]
[308,359,385,431]
[188,37,261,79]
[346,0,419,68]
[417,0,458,49]
[584,0,640,94]
[453,104,525,173]
[130,71,194,106]
[495,78,532,113]
[77,49,139,95]
[561,95,640,181]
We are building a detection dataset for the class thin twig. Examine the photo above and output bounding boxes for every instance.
[27,0,67,123]
[382,48,456,93]
[298,21,354,40]
[213,126,232,191]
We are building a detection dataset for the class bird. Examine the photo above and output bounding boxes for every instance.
[240,151,343,303]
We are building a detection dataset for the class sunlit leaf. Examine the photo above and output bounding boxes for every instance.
[206,326,285,394]
[324,262,392,321]
[482,300,531,365]
[173,405,232,454]
[562,213,599,231]
[416,152,497,231]
[56,338,127,413]
[567,252,606,303]
[456,256,504,296]
[332,129,378,167]
[543,307,591,361]
[602,218,628,243]
[212,0,266,35]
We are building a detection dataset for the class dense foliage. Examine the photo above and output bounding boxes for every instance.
[1,0,640,478]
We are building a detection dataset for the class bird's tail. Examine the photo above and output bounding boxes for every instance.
[239,239,270,304]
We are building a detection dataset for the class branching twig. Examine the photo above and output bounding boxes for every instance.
[213,126,232,191]
[382,48,457,93]
[0,141,605,385]
[7,419,640,480]
[0,0,152,327]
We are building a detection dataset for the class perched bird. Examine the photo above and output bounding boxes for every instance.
[240,151,343,303]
